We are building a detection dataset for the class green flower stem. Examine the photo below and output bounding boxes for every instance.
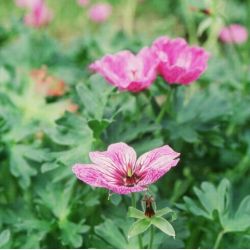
[205,0,222,52]
[218,14,245,64]
[138,233,143,249]
[182,0,197,44]
[123,0,138,37]
[213,230,226,249]
[131,193,143,249]
[131,192,136,207]
[155,94,169,124]
[156,85,178,124]
[217,12,249,87]
[149,226,154,249]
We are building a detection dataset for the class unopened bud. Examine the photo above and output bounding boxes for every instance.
[143,195,155,218]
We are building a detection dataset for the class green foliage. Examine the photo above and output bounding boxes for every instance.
[0,0,249,248]
[128,218,151,238]
[0,229,10,248]
[95,219,134,248]
[179,179,250,247]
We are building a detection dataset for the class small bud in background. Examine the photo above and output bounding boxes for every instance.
[30,67,66,97]
[77,0,89,7]
[189,6,212,16]
[15,0,42,9]
[16,0,53,28]
[24,2,53,28]
[219,24,248,44]
[66,100,79,113]
[88,3,112,23]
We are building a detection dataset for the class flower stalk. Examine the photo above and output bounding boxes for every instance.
[131,193,143,249]
[213,230,226,249]
[149,226,154,249]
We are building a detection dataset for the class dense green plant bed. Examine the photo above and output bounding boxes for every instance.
[0,0,249,248]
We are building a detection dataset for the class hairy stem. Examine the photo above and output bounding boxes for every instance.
[131,192,136,207]
[156,98,168,124]
[131,193,143,249]
[213,230,225,249]
[156,85,178,124]
[149,226,154,249]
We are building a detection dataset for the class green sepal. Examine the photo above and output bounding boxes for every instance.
[151,217,175,237]
[128,219,151,239]
[128,207,145,219]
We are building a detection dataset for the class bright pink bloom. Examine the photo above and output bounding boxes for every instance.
[24,0,53,28]
[88,3,112,23]
[152,36,209,85]
[72,142,180,195]
[77,0,89,7]
[219,24,248,44]
[15,0,42,9]
[89,47,158,92]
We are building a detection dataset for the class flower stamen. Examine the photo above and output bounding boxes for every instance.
[123,164,139,187]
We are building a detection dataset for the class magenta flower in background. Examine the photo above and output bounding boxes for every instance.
[219,24,248,44]
[152,36,210,85]
[89,47,158,92]
[24,0,53,28]
[88,3,112,23]
[15,0,42,9]
[72,142,180,194]
[77,0,89,7]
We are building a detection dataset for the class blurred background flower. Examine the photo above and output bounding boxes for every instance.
[88,3,112,23]
[219,24,248,44]
[152,36,210,85]
[77,0,90,7]
[16,0,53,28]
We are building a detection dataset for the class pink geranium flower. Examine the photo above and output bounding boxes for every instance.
[77,0,89,7]
[219,24,248,44]
[88,3,112,23]
[24,0,53,28]
[89,47,158,92]
[152,36,209,85]
[72,142,180,195]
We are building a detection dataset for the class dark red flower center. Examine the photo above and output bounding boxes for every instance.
[123,174,139,187]
[122,164,139,187]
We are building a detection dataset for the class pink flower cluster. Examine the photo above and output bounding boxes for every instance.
[73,142,180,194]
[219,24,248,45]
[16,0,53,28]
[90,36,210,92]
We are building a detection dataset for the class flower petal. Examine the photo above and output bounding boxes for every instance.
[72,164,112,187]
[89,51,133,88]
[159,65,186,84]
[137,159,180,186]
[89,142,137,176]
[135,145,180,185]
[108,185,146,195]
[177,68,203,84]
[72,164,145,194]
